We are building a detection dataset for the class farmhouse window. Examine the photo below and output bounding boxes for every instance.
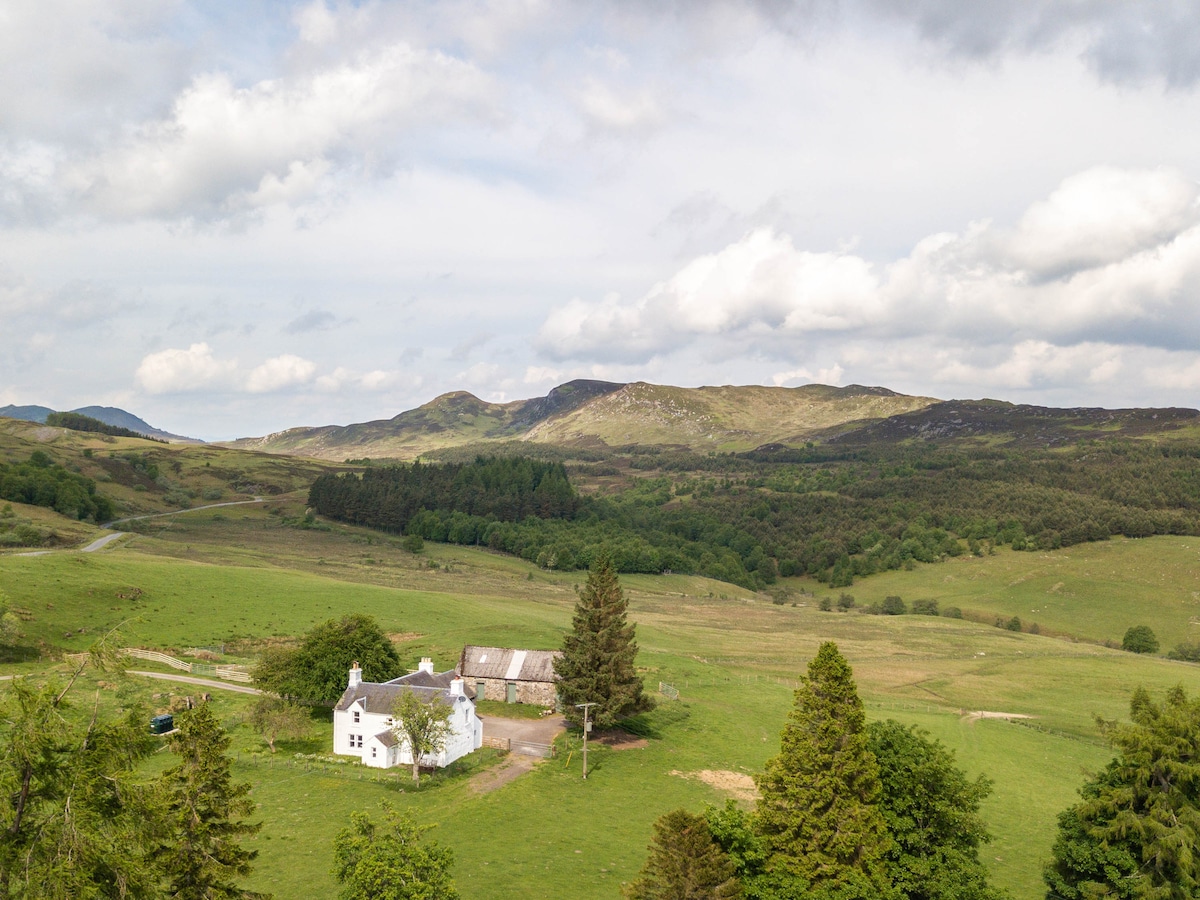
[350,734,362,748]
[353,710,360,723]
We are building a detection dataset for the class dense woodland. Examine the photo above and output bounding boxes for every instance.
[308,441,1200,590]
[0,451,114,525]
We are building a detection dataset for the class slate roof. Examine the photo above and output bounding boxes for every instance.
[335,668,474,713]
[369,730,400,748]
[458,646,561,684]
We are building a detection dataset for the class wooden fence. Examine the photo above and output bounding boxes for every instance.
[64,648,253,683]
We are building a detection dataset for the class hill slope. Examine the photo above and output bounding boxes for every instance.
[0,404,200,442]
[227,381,937,460]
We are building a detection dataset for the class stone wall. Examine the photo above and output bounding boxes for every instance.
[473,677,557,707]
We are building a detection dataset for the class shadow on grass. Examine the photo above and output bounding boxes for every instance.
[0,643,40,663]
[618,701,691,739]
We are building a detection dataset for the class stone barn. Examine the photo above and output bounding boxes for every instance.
[458,645,560,707]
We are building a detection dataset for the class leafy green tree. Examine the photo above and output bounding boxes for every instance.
[1168,641,1200,662]
[331,802,459,900]
[1122,625,1159,654]
[1044,685,1200,899]
[553,555,652,729]
[881,595,906,616]
[867,720,1007,900]
[151,704,267,900]
[253,614,402,704]
[755,642,895,899]
[0,645,160,899]
[247,697,312,753]
[625,809,742,900]
[389,691,453,786]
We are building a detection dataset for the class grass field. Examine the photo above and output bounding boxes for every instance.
[4,504,1200,898]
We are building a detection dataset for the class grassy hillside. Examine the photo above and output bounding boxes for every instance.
[0,415,338,526]
[226,381,937,460]
[5,497,1199,897]
[525,382,935,451]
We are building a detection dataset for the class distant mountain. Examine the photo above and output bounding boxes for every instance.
[70,406,201,443]
[824,399,1200,447]
[0,404,201,443]
[226,380,938,460]
[0,404,55,423]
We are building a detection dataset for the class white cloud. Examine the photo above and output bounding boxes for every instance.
[14,41,499,222]
[135,343,237,394]
[538,167,1200,364]
[576,78,663,134]
[245,355,316,393]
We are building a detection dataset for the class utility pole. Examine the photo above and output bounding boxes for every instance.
[575,702,597,779]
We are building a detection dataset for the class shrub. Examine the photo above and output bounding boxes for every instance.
[836,593,856,611]
[818,597,833,612]
[1168,641,1200,662]
[942,606,963,619]
[881,595,907,616]
[911,599,939,616]
[1004,616,1022,632]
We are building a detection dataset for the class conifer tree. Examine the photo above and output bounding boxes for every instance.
[553,555,651,729]
[625,809,743,900]
[152,704,268,899]
[1044,685,1200,900]
[755,641,895,899]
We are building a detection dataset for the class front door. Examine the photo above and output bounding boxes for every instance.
[506,682,517,703]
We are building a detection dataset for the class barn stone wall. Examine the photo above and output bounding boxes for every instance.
[473,677,558,707]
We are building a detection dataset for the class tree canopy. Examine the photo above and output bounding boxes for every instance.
[253,614,402,704]
[152,703,267,900]
[625,809,742,900]
[1044,685,1200,900]
[553,555,651,729]
[390,691,453,785]
[868,720,1007,900]
[332,802,459,900]
[754,642,895,899]
[1122,625,1159,654]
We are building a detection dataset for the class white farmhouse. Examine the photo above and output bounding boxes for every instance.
[333,658,483,770]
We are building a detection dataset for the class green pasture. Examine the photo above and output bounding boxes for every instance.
[6,519,1200,897]
[820,537,1200,651]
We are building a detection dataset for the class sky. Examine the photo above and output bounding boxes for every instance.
[4,1,1200,441]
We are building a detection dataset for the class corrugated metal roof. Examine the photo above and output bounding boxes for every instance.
[458,645,560,683]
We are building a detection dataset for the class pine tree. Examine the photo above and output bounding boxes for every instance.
[625,809,743,900]
[0,647,160,899]
[152,704,268,899]
[755,642,895,899]
[553,555,652,729]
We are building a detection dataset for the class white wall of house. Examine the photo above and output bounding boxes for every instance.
[333,665,483,770]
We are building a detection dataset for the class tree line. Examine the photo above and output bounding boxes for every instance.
[45,411,164,442]
[307,440,1200,590]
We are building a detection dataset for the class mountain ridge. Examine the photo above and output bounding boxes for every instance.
[0,404,201,443]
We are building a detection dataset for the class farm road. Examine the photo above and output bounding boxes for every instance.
[129,671,262,696]
[104,496,264,528]
[481,714,566,746]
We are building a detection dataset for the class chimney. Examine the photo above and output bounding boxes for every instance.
[450,676,465,697]
[419,657,434,675]
[348,661,362,689]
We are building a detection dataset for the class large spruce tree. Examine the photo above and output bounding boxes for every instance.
[1044,685,1200,900]
[553,555,651,729]
[755,641,895,899]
